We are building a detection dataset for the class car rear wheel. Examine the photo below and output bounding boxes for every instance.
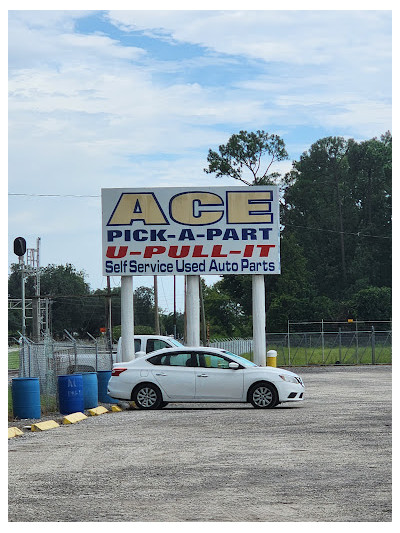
[133,383,162,409]
[249,382,278,409]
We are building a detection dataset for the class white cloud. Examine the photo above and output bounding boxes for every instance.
[107,10,391,67]
[8,9,391,291]
[8,12,146,69]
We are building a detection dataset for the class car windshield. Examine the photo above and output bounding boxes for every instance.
[222,351,258,367]
[170,339,184,347]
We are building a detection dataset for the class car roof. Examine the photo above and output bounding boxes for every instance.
[143,346,233,357]
[137,335,177,340]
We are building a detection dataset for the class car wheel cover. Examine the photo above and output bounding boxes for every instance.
[253,386,273,407]
[136,387,158,407]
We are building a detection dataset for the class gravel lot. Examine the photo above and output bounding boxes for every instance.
[8,365,391,522]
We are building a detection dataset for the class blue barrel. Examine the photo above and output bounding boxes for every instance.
[58,374,84,415]
[97,371,118,403]
[12,377,41,419]
[80,372,98,409]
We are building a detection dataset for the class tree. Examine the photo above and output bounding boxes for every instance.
[204,130,288,185]
[346,133,392,288]
[160,312,185,339]
[350,287,391,321]
[282,134,391,298]
[213,233,313,332]
[8,263,93,338]
[203,280,251,338]
[283,137,353,292]
[134,286,156,328]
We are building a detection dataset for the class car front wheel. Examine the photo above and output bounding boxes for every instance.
[133,383,162,409]
[249,383,278,409]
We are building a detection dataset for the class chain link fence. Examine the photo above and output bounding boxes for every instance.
[210,321,392,366]
[10,321,391,414]
[15,334,115,413]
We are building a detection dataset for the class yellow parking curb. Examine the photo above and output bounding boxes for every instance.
[111,405,122,412]
[62,412,88,424]
[8,427,24,439]
[31,420,60,432]
[88,406,108,416]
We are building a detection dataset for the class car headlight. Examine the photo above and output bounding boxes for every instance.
[279,374,300,384]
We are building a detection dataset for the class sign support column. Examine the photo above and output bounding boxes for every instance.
[186,275,200,346]
[121,276,135,361]
[252,274,266,366]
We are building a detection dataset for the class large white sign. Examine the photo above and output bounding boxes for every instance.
[101,186,281,276]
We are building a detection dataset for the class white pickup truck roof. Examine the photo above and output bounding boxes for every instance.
[116,334,184,362]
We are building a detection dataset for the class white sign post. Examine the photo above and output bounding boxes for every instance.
[252,274,267,366]
[186,275,200,346]
[120,276,135,361]
[101,186,280,361]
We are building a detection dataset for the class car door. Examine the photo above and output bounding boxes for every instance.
[194,352,244,400]
[149,352,196,400]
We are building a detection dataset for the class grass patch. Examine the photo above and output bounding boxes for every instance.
[241,344,392,366]
[8,350,19,370]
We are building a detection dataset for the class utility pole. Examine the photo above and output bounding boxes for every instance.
[154,275,160,334]
[154,276,160,335]
[199,277,207,346]
[184,276,187,344]
[173,275,177,339]
[29,238,41,342]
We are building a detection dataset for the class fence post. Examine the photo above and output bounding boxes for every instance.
[64,330,78,373]
[356,319,359,364]
[371,326,376,365]
[287,321,291,366]
[338,327,342,363]
[87,332,99,371]
[321,319,325,364]
[304,333,307,365]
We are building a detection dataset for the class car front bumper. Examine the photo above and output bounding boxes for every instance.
[277,381,305,403]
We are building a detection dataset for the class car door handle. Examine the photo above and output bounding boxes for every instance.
[197,374,208,378]
[155,373,167,376]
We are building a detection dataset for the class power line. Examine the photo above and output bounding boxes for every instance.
[284,223,391,240]
[9,193,100,198]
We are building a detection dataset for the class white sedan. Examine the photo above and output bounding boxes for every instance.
[107,347,305,409]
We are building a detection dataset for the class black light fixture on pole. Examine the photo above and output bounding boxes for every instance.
[13,237,27,337]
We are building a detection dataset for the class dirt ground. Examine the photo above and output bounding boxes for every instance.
[8,365,391,522]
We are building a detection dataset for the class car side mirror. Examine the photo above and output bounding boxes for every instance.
[229,362,240,369]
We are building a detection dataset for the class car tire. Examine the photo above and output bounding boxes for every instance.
[133,383,163,410]
[248,382,278,409]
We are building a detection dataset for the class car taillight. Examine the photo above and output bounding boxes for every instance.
[112,367,127,376]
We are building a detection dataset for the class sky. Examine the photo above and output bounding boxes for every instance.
[7,6,392,315]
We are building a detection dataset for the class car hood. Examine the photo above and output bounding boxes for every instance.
[254,366,301,378]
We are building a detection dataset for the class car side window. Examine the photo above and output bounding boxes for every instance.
[134,339,141,352]
[146,339,171,353]
[199,353,231,369]
[169,353,197,367]
[147,352,198,367]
